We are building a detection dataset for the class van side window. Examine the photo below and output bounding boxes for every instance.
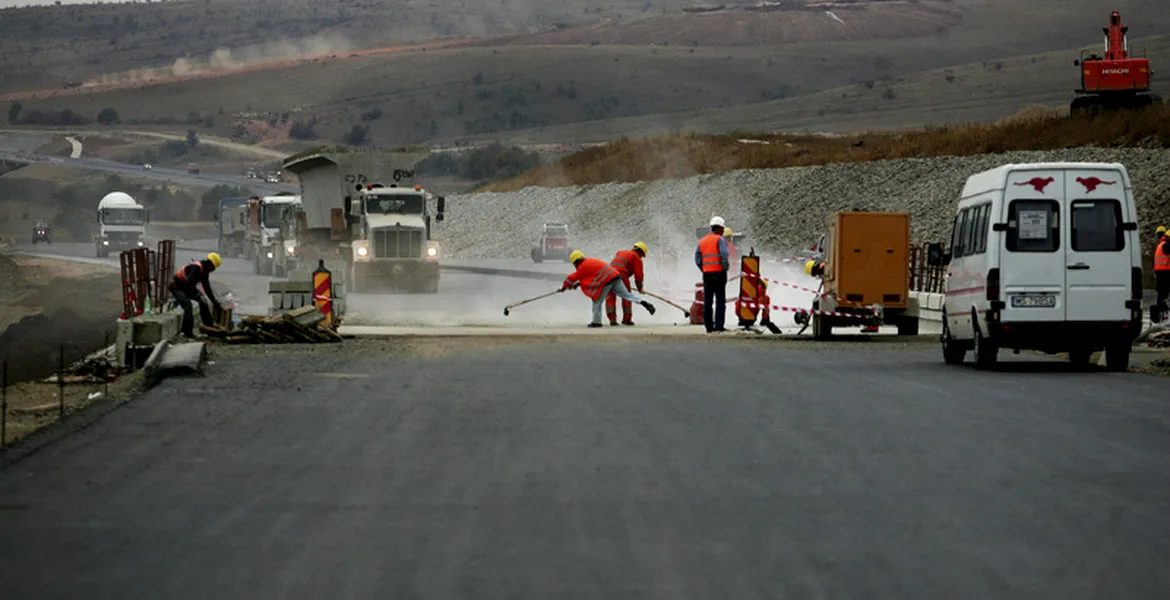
[1071,200,1124,251]
[974,204,990,254]
[961,206,978,258]
[949,214,962,257]
[1006,200,1059,252]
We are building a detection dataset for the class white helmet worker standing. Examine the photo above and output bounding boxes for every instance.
[696,215,730,333]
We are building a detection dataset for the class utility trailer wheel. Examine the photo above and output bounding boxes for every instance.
[811,302,831,340]
[1104,342,1132,373]
[896,316,919,336]
[531,249,543,263]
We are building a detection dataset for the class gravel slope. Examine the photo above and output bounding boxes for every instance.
[442,148,1170,262]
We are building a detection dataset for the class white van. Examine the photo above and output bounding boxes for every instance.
[928,162,1144,371]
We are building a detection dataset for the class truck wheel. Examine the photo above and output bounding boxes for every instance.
[253,252,261,275]
[532,249,542,263]
[896,316,919,336]
[811,302,830,340]
[1068,348,1093,370]
[1104,342,1132,373]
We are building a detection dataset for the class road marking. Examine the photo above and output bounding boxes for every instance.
[311,372,370,378]
[65,136,82,158]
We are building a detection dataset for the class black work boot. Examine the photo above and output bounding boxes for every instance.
[587,323,604,328]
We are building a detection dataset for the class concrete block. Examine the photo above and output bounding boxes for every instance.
[144,340,207,389]
[115,313,182,369]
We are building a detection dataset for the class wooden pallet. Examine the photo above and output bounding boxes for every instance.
[199,306,342,344]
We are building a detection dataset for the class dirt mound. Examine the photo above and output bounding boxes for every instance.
[0,308,117,384]
[485,1,959,47]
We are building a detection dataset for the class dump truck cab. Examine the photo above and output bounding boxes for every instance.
[348,183,445,293]
[95,191,148,257]
[216,197,249,258]
[532,222,571,263]
[247,193,302,277]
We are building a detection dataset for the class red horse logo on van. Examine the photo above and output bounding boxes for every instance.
[1076,176,1116,192]
[1014,177,1054,193]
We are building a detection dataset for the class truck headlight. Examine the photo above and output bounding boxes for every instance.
[354,241,370,261]
[426,241,440,260]
[137,241,145,247]
[285,243,296,255]
[266,251,274,259]
[102,240,109,246]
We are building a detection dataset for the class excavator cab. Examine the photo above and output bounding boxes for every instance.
[1071,11,1159,116]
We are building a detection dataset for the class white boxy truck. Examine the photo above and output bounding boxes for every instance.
[95,191,148,257]
[929,162,1144,371]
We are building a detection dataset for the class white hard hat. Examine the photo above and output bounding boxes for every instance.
[709,216,725,227]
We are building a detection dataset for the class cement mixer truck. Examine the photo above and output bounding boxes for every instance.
[95,191,148,257]
[281,147,446,293]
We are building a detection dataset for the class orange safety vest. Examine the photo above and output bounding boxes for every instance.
[610,249,644,284]
[174,261,203,282]
[565,257,621,300]
[698,233,725,273]
[1156,239,1170,271]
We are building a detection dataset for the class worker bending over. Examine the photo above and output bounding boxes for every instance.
[171,252,223,338]
[607,242,649,326]
[696,216,730,333]
[1155,226,1169,320]
[562,250,655,328]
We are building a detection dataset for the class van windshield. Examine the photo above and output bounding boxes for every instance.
[1071,200,1124,251]
[1006,200,1059,252]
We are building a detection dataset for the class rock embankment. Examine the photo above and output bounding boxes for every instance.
[442,148,1170,264]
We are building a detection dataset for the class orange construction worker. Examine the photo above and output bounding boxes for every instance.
[606,242,649,326]
[695,216,730,333]
[1155,226,1169,316]
[562,250,655,328]
[170,252,222,338]
[723,227,739,276]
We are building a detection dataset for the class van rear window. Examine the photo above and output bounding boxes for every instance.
[1006,200,1059,252]
[1071,200,1124,251]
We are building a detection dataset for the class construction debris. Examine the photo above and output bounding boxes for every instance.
[1146,329,1170,348]
[199,306,342,344]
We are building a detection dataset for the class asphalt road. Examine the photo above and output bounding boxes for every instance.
[0,148,295,193]
[1,339,1167,598]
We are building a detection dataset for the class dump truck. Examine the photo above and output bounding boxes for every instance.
[281,147,446,293]
[796,211,919,339]
[216,197,249,258]
[531,222,571,263]
[246,193,302,277]
[32,219,51,244]
[95,191,148,257]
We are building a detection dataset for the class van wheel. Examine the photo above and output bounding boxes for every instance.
[1104,342,1132,373]
[941,313,966,365]
[974,326,998,370]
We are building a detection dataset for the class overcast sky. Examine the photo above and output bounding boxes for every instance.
[1,0,121,7]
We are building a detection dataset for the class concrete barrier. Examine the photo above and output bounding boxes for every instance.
[910,291,944,323]
[115,312,182,369]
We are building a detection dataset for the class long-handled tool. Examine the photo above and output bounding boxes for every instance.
[642,290,690,318]
[503,289,564,316]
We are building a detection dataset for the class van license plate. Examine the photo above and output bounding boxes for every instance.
[1011,294,1055,308]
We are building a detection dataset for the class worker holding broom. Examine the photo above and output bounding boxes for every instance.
[606,242,649,326]
[562,250,656,328]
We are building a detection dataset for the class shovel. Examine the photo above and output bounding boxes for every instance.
[504,288,565,316]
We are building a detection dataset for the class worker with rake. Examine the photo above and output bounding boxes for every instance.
[562,250,656,328]
[606,242,649,326]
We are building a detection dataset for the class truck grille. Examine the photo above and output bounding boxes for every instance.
[373,228,423,259]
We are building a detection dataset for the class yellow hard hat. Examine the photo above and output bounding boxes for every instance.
[1158,225,1167,235]
[723,227,733,237]
[207,252,222,268]
[569,250,585,264]
[804,259,815,276]
[633,241,648,255]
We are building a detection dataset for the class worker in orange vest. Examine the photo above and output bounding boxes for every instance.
[606,242,648,326]
[1155,226,1169,318]
[562,250,656,328]
[695,216,731,333]
[723,227,739,276]
[170,252,223,338]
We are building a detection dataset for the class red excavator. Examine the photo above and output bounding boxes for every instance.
[1071,11,1161,116]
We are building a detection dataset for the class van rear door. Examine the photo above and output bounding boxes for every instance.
[1063,168,1131,322]
[1001,169,1066,322]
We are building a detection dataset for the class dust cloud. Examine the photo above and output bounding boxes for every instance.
[86,33,355,88]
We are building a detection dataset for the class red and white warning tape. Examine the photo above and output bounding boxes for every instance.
[735,300,873,320]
